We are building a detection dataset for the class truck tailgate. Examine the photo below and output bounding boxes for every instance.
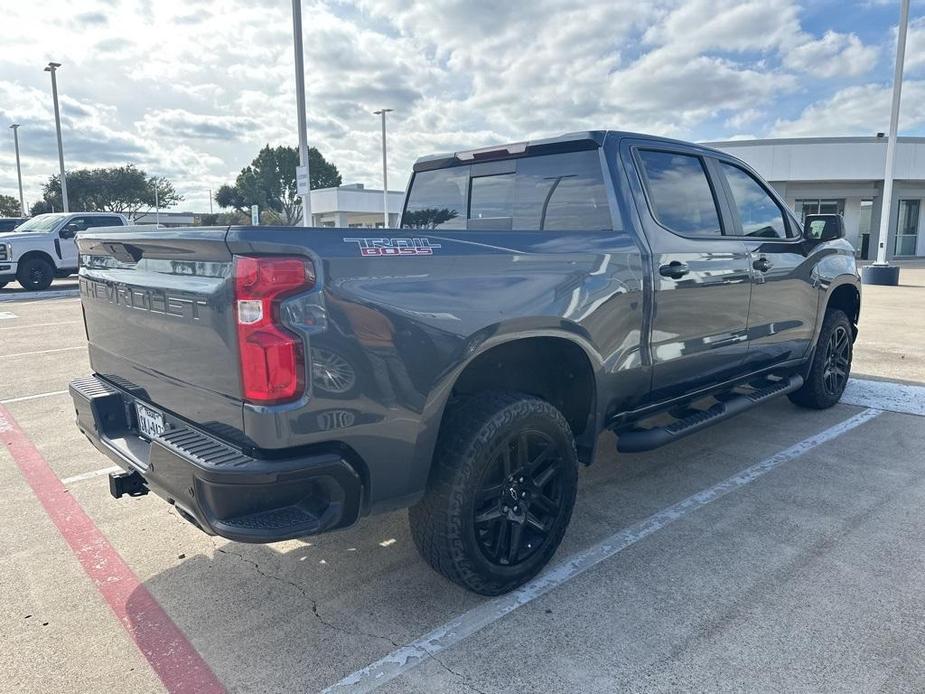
[77,227,244,440]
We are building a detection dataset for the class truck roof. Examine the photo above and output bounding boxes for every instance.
[413,130,727,172]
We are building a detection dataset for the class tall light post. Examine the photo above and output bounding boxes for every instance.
[864,0,909,286]
[291,0,312,227]
[374,109,393,228]
[9,124,25,216]
[44,62,69,213]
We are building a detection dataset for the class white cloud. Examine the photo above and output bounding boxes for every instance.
[903,16,925,73]
[0,0,905,213]
[783,31,879,78]
[725,108,763,130]
[772,81,925,137]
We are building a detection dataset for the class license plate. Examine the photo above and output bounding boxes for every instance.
[135,402,166,439]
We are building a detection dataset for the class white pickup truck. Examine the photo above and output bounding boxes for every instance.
[0,212,127,291]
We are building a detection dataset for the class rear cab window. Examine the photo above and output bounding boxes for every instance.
[87,216,124,228]
[402,150,614,231]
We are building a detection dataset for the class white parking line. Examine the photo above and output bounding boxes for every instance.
[324,407,882,693]
[61,466,121,485]
[842,378,925,416]
[0,311,17,320]
[0,390,69,404]
[0,346,84,359]
[0,320,81,330]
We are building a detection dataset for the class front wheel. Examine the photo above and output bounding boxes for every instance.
[788,309,853,409]
[409,392,579,595]
[16,257,55,291]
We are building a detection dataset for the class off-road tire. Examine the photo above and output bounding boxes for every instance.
[409,392,579,595]
[16,257,55,291]
[788,309,853,409]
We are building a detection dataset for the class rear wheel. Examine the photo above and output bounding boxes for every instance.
[409,392,578,595]
[789,309,853,409]
[16,257,54,291]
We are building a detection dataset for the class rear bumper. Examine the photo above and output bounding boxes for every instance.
[69,374,363,543]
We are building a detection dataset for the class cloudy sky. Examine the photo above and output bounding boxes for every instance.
[2,0,925,212]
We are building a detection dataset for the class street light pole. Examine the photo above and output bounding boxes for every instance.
[291,0,312,227]
[374,109,393,228]
[864,0,909,286]
[44,62,68,213]
[9,124,25,216]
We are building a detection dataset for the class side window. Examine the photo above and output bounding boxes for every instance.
[637,150,722,237]
[469,173,514,230]
[401,168,468,229]
[60,217,89,238]
[719,162,789,239]
[87,216,119,228]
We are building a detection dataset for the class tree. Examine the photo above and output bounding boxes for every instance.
[402,208,459,229]
[215,144,342,225]
[0,194,21,216]
[33,165,182,219]
[30,199,53,216]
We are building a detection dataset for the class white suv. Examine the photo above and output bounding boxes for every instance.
[0,212,128,291]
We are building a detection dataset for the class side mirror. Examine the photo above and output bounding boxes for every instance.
[803,214,844,242]
[59,227,76,239]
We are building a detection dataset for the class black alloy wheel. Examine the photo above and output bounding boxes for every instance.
[788,309,853,410]
[409,392,579,595]
[822,324,851,397]
[473,430,565,566]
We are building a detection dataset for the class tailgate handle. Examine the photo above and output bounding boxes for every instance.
[104,242,143,264]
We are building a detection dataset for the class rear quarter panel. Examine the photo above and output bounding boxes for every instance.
[226,225,646,512]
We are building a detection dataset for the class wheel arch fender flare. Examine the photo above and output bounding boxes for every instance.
[409,322,606,494]
[816,275,861,341]
[16,249,59,270]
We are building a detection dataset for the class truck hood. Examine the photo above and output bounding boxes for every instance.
[0,232,43,242]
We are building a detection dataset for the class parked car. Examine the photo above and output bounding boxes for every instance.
[0,212,127,290]
[0,217,27,233]
[69,131,860,595]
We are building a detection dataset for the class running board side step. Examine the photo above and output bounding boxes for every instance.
[615,374,804,453]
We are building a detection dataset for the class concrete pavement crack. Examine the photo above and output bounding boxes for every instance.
[210,541,401,648]
[420,648,491,694]
[209,538,489,693]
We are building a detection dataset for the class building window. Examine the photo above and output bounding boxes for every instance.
[796,199,844,223]
[895,199,920,256]
[858,199,873,259]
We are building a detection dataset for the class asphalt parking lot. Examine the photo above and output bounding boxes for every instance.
[2,268,924,693]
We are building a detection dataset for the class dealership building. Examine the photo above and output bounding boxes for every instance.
[706,135,925,259]
[133,184,405,228]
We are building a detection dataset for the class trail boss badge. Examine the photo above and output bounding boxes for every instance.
[343,237,441,257]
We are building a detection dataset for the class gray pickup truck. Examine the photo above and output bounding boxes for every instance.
[69,131,860,595]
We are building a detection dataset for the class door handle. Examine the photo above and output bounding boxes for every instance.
[752,257,773,273]
[658,261,690,279]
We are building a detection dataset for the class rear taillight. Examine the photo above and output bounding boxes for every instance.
[233,255,315,404]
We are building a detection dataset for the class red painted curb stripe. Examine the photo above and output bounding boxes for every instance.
[0,405,225,694]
